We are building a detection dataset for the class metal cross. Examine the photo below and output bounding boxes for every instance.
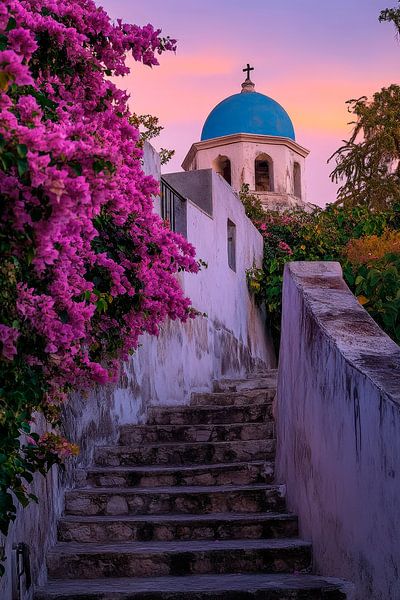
[243,63,254,79]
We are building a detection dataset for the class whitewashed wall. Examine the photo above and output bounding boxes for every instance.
[276,261,400,600]
[118,169,275,415]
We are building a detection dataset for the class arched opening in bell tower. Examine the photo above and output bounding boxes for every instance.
[212,155,232,185]
[255,154,273,192]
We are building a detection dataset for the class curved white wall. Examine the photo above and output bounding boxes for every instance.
[276,261,400,600]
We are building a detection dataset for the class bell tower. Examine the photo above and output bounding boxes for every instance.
[182,66,310,212]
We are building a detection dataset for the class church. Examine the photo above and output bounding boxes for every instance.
[176,65,310,212]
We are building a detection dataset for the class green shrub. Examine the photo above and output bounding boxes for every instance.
[241,187,400,350]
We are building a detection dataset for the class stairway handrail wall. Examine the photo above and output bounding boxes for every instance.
[276,261,400,600]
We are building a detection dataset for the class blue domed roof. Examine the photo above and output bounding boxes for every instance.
[201,91,295,141]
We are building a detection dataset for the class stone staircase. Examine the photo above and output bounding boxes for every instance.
[35,371,350,599]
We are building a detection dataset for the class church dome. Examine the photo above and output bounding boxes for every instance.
[201,74,295,142]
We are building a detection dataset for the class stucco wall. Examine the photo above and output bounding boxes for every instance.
[276,261,400,600]
[0,382,121,599]
[120,168,275,412]
[142,140,161,213]
[163,170,213,216]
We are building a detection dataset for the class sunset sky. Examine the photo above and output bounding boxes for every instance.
[101,0,399,206]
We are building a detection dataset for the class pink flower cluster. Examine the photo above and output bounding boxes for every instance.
[0,325,19,361]
[278,241,293,255]
[0,1,198,398]
[27,432,79,459]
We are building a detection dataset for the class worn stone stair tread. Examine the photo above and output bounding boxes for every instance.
[58,510,298,543]
[190,390,275,407]
[36,573,349,597]
[224,372,277,381]
[94,439,275,467]
[60,511,296,524]
[147,403,272,425]
[225,373,277,382]
[101,439,275,450]
[214,372,278,392]
[155,397,271,406]
[71,483,282,495]
[65,482,285,517]
[48,537,311,555]
[120,422,273,432]
[118,422,274,443]
[150,401,270,412]
[86,459,271,475]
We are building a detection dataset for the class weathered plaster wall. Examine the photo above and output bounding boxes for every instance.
[122,168,275,412]
[0,383,121,600]
[142,140,161,213]
[163,170,213,216]
[183,170,271,370]
[276,261,400,600]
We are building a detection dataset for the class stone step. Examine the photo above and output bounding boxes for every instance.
[213,371,278,393]
[119,422,274,445]
[64,484,286,517]
[191,389,275,407]
[58,511,298,543]
[94,439,275,467]
[46,538,312,580]
[147,403,272,425]
[83,460,275,488]
[35,573,350,600]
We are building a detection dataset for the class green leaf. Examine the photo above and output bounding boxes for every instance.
[69,161,82,177]
[16,144,28,159]
[0,34,7,52]
[17,158,28,177]
[6,17,17,31]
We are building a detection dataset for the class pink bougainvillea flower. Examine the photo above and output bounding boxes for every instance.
[278,241,293,255]
[0,324,19,360]
[0,49,34,89]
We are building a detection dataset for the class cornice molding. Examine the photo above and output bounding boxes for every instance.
[182,133,310,170]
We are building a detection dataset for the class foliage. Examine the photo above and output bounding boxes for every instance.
[129,113,175,165]
[242,188,400,349]
[350,253,400,341]
[0,0,198,547]
[379,2,400,35]
[345,230,400,264]
[239,183,266,222]
[329,85,400,209]
[329,6,400,209]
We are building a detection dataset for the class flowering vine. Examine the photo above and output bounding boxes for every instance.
[0,0,198,544]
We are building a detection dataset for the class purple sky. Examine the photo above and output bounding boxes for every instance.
[100,0,399,206]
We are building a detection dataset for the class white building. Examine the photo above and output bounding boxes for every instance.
[181,66,310,211]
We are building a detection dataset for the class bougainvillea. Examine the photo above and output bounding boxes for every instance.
[0,0,198,542]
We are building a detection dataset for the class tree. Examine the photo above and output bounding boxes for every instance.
[379,2,400,35]
[329,4,400,209]
[329,86,400,209]
[129,113,175,165]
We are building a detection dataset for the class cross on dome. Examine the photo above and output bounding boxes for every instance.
[243,63,254,79]
[241,63,255,93]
